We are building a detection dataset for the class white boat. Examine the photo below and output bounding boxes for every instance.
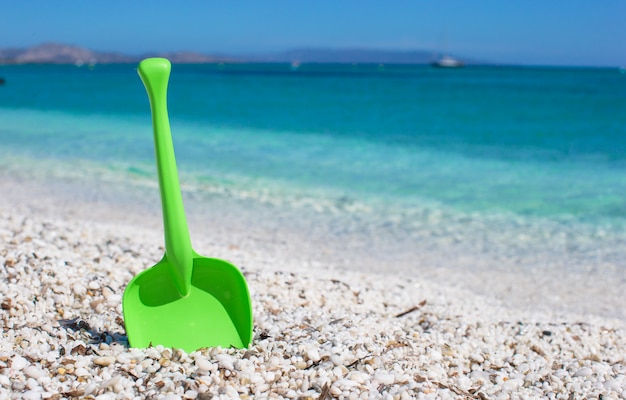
[432,55,464,68]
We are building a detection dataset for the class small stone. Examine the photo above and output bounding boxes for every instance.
[256,383,270,393]
[26,378,39,390]
[573,367,593,378]
[21,390,43,400]
[24,366,45,379]
[74,367,90,377]
[94,356,115,367]
[265,371,276,382]
[334,379,358,388]
[73,283,86,295]
[11,355,29,370]
[306,348,321,363]
[329,354,344,366]
[159,358,170,367]
[604,379,622,392]
[83,383,97,396]
[249,372,264,385]
[95,393,117,400]
[161,395,182,400]
[216,354,234,370]
[375,373,395,385]
[195,356,212,372]
[502,378,524,392]
[348,371,367,384]
[329,386,342,396]
[183,390,198,399]
[88,281,100,290]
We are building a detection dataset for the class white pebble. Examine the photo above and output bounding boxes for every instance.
[26,378,39,390]
[574,367,593,378]
[333,379,358,388]
[256,383,270,392]
[93,356,115,367]
[603,379,622,392]
[11,355,29,371]
[105,371,122,385]
[183,390,198,399]
[502,378,524,392]
[145,347,160,359]
[216,354,234,370]
[88,281,100,290]
[102,287,114,298]
[429,349,443,362]
[375,373,395,385]
[249,372,264,385]
[195,356,212,372]
[96,393,116,400]
[84,383,98,396]
[106,294,121,305]
[306,348,321,362]
[73,283,86,295]
[330,354,344,366]
[24,365,45,379]
[21,390,42,400]
[113,383,124,394]
[74,367,90,377]
[348,371,367,384]
[329,386,342,396]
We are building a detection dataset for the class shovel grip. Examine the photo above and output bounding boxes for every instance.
[138,58,193,297]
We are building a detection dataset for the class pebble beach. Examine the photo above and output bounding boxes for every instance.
[1,173,626,400]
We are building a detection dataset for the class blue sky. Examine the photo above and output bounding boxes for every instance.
[2,1,624,66]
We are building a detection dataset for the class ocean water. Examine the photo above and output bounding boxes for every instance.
[1,63,626,317]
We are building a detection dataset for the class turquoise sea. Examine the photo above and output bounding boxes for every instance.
[1,63,625,316]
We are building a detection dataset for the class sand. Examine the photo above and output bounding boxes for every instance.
[1,174,625,399]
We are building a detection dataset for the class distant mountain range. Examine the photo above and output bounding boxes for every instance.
[250,48,438,64]
[0,43,467,65]
[0,43,231,64]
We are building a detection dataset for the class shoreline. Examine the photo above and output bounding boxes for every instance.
[1,167,625,322]
[1,173,625,397]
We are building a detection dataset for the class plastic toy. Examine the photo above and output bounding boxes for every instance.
[122,58,253,352]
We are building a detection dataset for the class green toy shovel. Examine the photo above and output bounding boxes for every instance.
[122,58,253,352]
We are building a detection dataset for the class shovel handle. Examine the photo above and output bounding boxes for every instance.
[138,58,193,297]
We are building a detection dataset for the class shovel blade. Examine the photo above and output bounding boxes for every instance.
[122,256,253,352]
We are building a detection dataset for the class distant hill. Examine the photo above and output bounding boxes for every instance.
[0,43,471,65]
[0,43,232,65]
[255,48,437,64]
